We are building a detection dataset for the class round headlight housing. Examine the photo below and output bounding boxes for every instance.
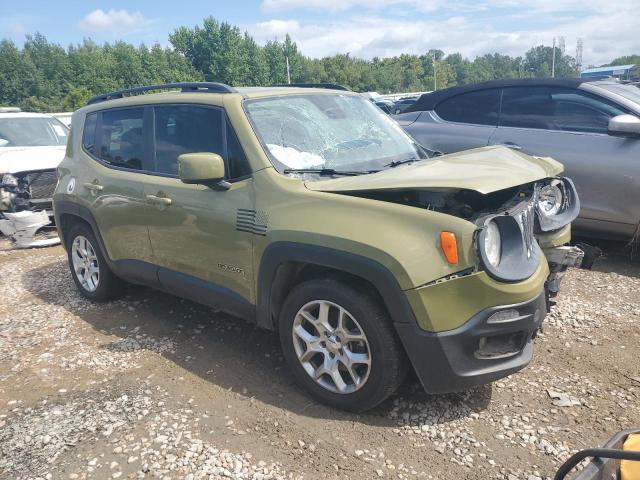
[484,220,502,267]
[1,173,18,187]
[538,182,563,216]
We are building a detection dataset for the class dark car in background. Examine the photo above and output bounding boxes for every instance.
[392,96,419,115]
[398,79,640,240]
[371,98,395,114]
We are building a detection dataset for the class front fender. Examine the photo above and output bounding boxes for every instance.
[256,241,419,330]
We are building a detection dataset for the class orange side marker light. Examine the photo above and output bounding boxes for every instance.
[440,231,458,264]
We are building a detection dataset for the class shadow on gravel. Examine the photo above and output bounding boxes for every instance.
[22,259,492,426]
[574,236,640,279]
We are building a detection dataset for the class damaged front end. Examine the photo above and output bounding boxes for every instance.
[0,169,60,248]
[342,176,583,294]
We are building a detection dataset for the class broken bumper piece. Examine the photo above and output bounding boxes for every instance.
[544,245,584,296]
[0,210,60,248]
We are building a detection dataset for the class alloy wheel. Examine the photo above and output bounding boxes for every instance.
[71,235,100,292]
[292,300,371,394]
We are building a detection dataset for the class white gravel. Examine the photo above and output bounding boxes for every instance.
[1,242,639,480]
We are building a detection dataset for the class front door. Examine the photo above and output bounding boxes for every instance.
[142,104,255,305]
[488,86,640,237]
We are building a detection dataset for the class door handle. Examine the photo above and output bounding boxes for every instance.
[498,143,522,150]
[83,182,103,192]
[146,194,172,206]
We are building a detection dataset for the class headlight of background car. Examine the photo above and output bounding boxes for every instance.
[1,173,18,187]
[484,220,502,267]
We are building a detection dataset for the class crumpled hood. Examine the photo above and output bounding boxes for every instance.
[0,146,65,174]
[305,146,564,195]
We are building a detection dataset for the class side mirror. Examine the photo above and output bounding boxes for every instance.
[608,114,640,137]
[178,152,230,190]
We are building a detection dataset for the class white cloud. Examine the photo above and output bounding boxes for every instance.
[248,0,640,66]
[79,9,150,33]
[252,19,301,38]
[261,0,444,13]
[0,16,29,37]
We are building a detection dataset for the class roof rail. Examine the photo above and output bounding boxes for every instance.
[86,82,237,105]
[272,83,351,91]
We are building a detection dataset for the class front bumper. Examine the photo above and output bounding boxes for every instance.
[0,210,59,248]
[395,290,547,394]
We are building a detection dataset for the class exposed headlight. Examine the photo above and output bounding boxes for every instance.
[484,220,502,267]
[538,182,563,216]
[1,174,18,187]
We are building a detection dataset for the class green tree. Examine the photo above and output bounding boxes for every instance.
[523,45,577,78]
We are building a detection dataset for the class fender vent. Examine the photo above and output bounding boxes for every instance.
[236,209,267,236]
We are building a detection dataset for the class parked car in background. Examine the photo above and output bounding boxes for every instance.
[398,79,640,240]
[51,112,73,127]
[392,96,419,115]
[0,107,68,247]
[54,82,580,411]
[371,98,395,114]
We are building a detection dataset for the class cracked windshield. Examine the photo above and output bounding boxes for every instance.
[245,94,427,176]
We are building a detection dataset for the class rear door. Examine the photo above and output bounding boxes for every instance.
[78,107,155,280]
[488,86,638,237]
[404,89,500,153]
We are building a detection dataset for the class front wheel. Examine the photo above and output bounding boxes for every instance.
[279,278,408,412]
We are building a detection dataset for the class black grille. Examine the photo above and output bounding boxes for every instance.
[25,170,57,200]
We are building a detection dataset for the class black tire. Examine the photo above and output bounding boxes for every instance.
[65,222,124,302]
[278,277,408,412]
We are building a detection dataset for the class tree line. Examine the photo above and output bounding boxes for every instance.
[0,17,636,112]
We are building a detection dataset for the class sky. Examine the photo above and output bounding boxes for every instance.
[1,0,638,67]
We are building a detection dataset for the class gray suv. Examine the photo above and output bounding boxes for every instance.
[398,79,640,240]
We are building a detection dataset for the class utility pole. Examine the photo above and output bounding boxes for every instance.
[576,38,584,74]
[551,37,556,78]
[285,55,291,84]
[278,37,291,84]
[432,52,437,91]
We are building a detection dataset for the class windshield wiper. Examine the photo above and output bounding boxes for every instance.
[283,168,375,176]
[384,157,419,168]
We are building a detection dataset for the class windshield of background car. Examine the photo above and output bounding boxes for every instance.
[0,117,68,147]
[244,93,427,175]
[598,83,640,106]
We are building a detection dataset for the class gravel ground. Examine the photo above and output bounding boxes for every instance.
[1,238,639,480]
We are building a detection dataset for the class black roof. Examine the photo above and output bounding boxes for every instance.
[407,77,592,113]
[86,82,236,105]
[272,82,350,91]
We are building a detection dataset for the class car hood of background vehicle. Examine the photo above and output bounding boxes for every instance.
[0,146,66,174]
[305,146,564,195]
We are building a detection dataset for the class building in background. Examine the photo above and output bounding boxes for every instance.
[580,64,637,80]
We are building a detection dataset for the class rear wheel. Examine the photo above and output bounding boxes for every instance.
[66,223,124,302]
[279,278,408,412]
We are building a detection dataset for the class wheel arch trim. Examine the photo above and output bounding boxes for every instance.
[256,241,417,330]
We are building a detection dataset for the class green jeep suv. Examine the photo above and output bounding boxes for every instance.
[53,82,582,411]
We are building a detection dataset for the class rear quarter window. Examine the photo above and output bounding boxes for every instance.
[82,113,97,156]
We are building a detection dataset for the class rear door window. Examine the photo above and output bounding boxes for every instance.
[96,108,145,170]
[500,86,627,133]
[435,89,501,126]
